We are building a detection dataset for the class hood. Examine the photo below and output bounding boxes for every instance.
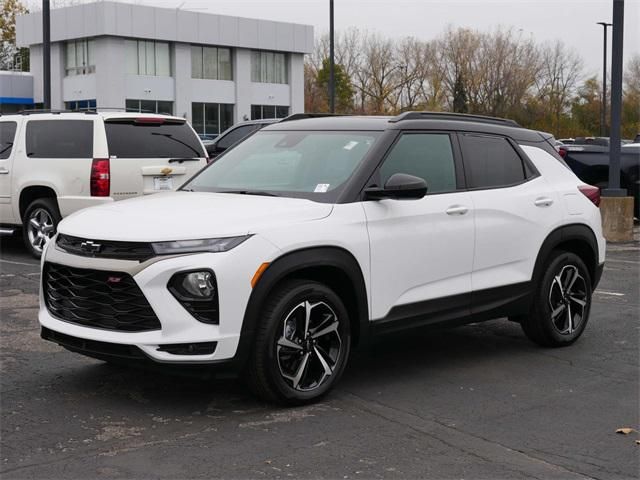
[58,191,333,242]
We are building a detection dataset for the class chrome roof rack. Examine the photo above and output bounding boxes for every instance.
[389,111,521,127]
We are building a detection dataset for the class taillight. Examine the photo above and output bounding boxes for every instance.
[90,158,110,197]
[558,147,567,158]
[578,184,600,207]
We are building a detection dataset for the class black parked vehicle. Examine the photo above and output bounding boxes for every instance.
[559,143,640,217]
[206,119,279,159]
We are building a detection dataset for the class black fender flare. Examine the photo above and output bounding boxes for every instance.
[531,223,600,288]
[232,246,369,370]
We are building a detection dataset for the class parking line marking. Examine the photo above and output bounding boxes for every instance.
[596,291,625,297]
[0,258,40,267]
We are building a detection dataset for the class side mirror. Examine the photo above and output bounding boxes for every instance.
[364,173,428,200]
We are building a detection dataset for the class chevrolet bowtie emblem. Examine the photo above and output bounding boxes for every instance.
[161,167,173,176]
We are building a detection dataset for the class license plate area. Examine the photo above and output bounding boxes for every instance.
[153,176,173,191]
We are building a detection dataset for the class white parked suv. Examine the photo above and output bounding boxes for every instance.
[38,113,606,405]
[0,111,207,257]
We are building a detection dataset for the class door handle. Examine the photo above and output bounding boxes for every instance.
[446,205,469,216]
[534,197,554,207]
[0,167,9,175]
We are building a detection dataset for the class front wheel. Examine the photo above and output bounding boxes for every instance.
[520,251,592,347]
[246,280,351,405]
[22,198,61,259]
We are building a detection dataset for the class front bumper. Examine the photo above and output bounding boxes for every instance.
[39,235,280,365]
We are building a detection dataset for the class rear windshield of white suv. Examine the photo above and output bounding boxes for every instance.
[105,119,205,158]
[26,120,93,158]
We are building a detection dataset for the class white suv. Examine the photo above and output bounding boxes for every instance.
[0,111,207,257]
[38,113,606,405]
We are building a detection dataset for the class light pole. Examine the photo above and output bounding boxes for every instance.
[596,21,612,137]
[43,0,51,110]
[328,0,335,113]
[603,0,625,196]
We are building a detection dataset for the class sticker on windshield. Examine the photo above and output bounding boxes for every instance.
[314,184,330,193]
[343,141,359,150]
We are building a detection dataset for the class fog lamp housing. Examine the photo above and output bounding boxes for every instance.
[168,269,219,324]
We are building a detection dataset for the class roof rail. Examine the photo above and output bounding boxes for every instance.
[389,111,521,127]
[18,109,72,115]
[76,107,157,114]
[280,113,346,123]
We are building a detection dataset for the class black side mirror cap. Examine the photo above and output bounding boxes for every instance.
[364,173,428,200]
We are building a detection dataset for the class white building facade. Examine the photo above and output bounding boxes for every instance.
[16,1,313,134]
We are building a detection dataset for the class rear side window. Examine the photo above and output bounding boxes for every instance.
[105,120,205,158]
[216,124,258,150]
[461,134,526,188]
[0,122,17,159]
[380,133,457,194]
[26,120,93,158]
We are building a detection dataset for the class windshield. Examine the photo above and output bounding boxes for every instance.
[184,130,381,201]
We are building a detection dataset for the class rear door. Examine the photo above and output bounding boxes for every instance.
[459,133,564,293]
[0,120,19,223]
[103,117,207,199]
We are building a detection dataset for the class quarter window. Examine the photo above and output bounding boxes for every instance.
[0,122,17,159]
[380,133,457,194]
[461,134,526,188]
[25,120,93,158]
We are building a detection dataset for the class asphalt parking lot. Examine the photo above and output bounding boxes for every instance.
[1,232,638,480]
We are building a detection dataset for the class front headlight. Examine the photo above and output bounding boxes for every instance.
[152,235,250,255]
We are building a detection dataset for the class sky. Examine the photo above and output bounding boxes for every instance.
[34,0,640,78]
[135,0,640,78]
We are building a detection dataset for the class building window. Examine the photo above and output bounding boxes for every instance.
[191,46,233,80]
[65,39,95,76]
[191,103,234,135]
[125,99,174,115]
[65,99,97,111]
[251,105,289,120]
[125,40,171,76]
[251,51,287,84]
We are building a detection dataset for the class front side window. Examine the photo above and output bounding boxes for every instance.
[380,133,457,194]
[191,46,232,80]
[125,40,171,76]
[26,120,93,158]
[251,105,289,120]
[191,103,234,135]
[185,130,381,201]
[125,99,173,115]
[65,39,95,76]
[461,134,526,189]
[0,122,17,159]
[251,51,287,84]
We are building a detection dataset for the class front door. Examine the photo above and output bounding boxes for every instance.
[363,132,475,329]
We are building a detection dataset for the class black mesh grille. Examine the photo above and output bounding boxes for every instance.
[43,262,161,332]
[56,234,155,262]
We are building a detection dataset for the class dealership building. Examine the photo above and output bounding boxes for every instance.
[14,1,313,135]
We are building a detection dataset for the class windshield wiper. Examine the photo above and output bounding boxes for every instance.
[168,157,200,163]
[151,132,202,157]
[222,190,279,197]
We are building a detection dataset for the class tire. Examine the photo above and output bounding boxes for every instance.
[22,198,61,259]
[245,280,351,405]
[520,251,592,347]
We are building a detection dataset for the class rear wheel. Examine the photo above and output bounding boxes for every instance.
[23,198,60,259]
[520,251,592,347]
[246,280,351,405]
